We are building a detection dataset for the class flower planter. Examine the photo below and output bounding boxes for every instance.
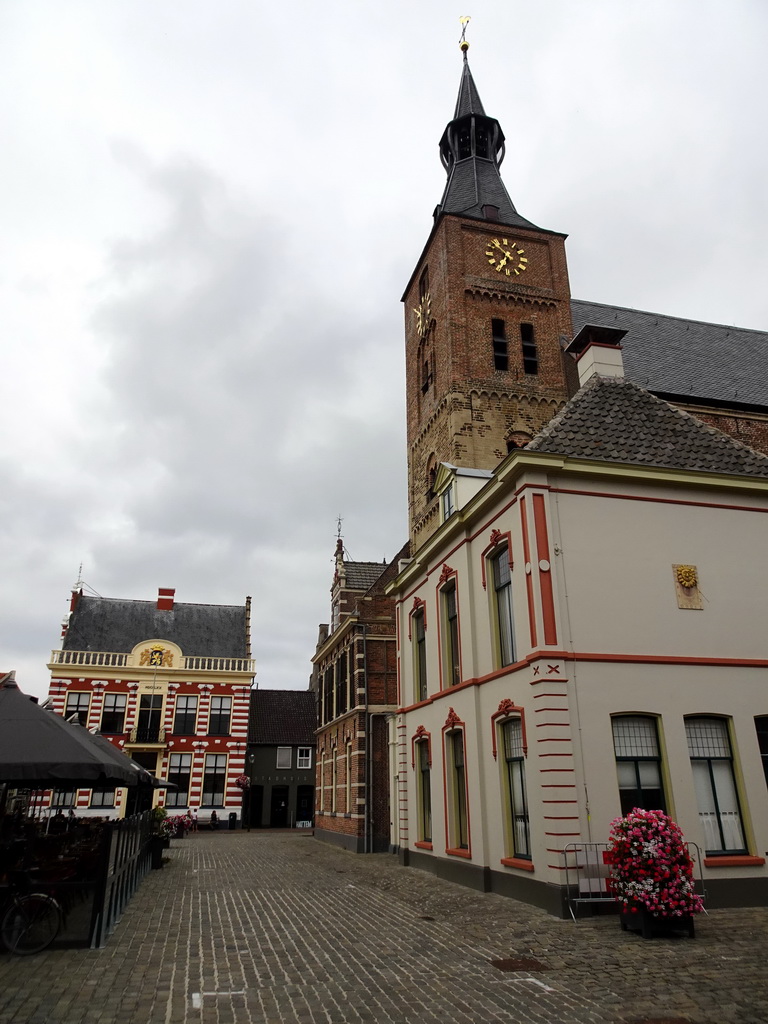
[620,908,695,940]
[607,809,703,940]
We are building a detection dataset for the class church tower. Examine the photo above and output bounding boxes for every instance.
[403,40,574,551]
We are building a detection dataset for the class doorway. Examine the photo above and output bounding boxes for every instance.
[296,785,314,826]
[270,786,289,828]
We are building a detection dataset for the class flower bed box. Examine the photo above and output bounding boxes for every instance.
[620,908,695,939]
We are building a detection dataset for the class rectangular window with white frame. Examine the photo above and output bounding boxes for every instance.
[90,789,115,809]
[208,696,231,736]
[166,753,193,807]
[201,753,226,807]
[686,717,747,855]
[297,747,312,770]
[276,747,292,769]
[65,692,90,726]
[100,693,126,734]
[173,695,198,736]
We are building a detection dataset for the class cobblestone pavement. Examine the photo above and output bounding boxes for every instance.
[1,831,767,1023]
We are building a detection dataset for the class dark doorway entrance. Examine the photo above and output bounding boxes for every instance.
[296,785,314,826]
[250,786,263,828]
[270,785,289,828]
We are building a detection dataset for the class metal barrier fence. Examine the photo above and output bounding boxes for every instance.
[563,841,705,922]
[89,810,154,948]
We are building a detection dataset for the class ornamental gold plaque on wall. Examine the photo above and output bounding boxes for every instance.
[673,564,704,610]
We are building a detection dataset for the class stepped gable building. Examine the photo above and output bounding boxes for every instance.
[402,47,768,554]
[246,688,316,829]
[387,42,768,914]
[312,538,408,853]
[46,586,254,821]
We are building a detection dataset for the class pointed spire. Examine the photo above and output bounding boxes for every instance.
[435,44,538,231]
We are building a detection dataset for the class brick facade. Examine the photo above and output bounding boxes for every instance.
[45,587,254,821]
[404,217,574,552]
[312,543,407,853]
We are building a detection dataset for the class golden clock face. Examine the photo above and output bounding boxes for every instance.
[414,292,432,339]
[485,238,528,277]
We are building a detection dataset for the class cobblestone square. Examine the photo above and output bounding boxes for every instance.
[1,832,766,1023]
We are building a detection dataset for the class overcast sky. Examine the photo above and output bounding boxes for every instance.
[2,1,767,700]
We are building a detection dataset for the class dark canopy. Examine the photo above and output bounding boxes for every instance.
[0,674,139,788]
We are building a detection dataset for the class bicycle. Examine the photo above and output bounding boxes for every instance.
[0,871,62,955]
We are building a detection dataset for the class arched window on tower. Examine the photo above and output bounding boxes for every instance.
[425,454,438,500]
[520,323,538,375]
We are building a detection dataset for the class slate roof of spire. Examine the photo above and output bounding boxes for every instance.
[526,375,768,478]
[249,689,316,746]
[62,595,250,658]
[436,56,541,232]
[453,54,486,117]
[571,299,768,410]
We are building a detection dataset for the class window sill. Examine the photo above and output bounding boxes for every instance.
[500,857,534,872]
[446,847,472,859]
[704,855,765,868]
[414,841,433,851]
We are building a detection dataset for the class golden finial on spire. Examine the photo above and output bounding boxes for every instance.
[459,16,471,53]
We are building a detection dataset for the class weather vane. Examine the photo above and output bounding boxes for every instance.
[336,515,344,540]
[459,15,471,53]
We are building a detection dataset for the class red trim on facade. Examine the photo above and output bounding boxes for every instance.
[490,700,527,760]
[441,708,472,860]
[480,530,512,591]
[551,485,768,516]
[414,841,433,851]
[407,597,427,640]
[500,857,535,871]
[519,497,538,647]
[410,725,432,769]
[703,855,766,868]
[532,493,557,646]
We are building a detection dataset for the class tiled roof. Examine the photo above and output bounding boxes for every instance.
[343,561,389,591]
[527,375,768,478]
[571,299,768,410]
[249,689,316,745]
[62,595,250,658]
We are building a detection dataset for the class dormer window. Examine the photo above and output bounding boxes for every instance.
[441,484,455,522]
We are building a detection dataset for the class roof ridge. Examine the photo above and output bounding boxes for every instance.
[572,298,768,338]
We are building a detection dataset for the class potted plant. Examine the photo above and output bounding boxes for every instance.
[607,808,704,938]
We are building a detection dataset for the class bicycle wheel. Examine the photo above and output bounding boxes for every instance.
[1,894,61,955]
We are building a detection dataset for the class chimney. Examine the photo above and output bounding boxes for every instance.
[565,324,627,388]
[157,588,176,611]
[575,342,625,387]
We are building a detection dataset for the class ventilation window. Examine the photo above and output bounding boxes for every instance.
[475,122,489,159]
[419,267,429,300]
[482,205,499,222]
[421,358,432,394]
[521,323,538,375]
[457,125,471,160]
[492,319,508,371]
